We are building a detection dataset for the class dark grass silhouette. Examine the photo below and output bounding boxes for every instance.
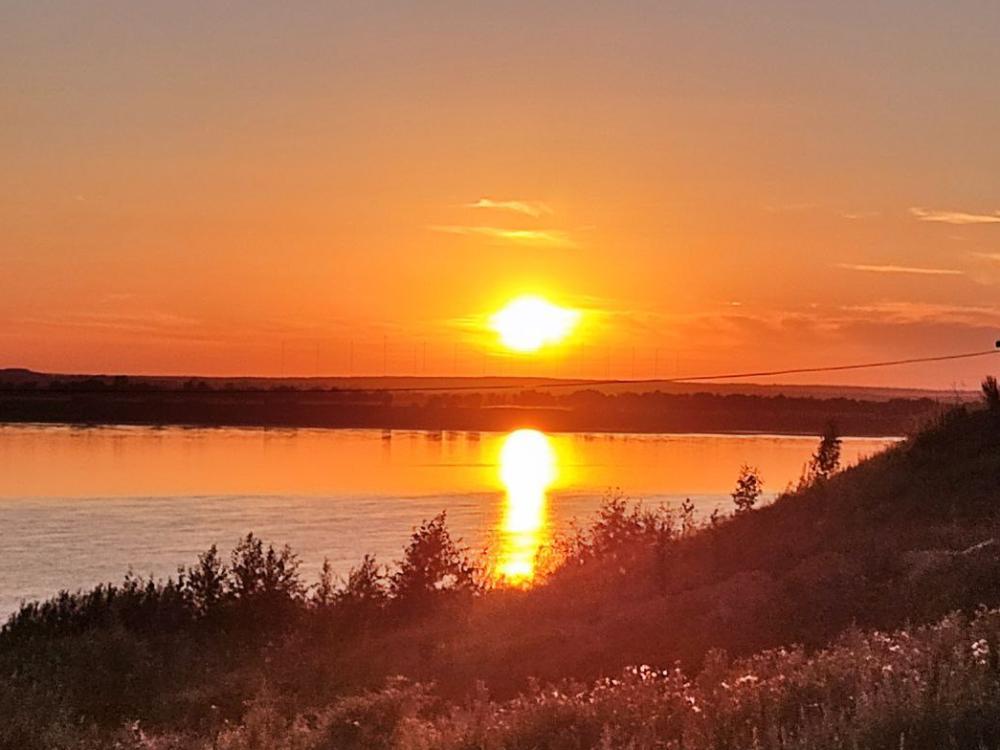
[2,388,1000,748]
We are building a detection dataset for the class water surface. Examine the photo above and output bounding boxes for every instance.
[0,424,897,615]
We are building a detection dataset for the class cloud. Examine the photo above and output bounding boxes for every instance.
[429,225,575,247]
[973,252,1000,262]
[910,207,1000,225]
[14,310,215,342]
[836,263,964,276]
[464,198,552,218]
[840,301,1000,326]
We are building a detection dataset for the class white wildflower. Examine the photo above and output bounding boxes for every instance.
[972,639,990,665]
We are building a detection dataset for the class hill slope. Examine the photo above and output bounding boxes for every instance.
[349,407,1000,693]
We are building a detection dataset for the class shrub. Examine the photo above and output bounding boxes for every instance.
[555,493,678,569]
[390,512,479,607]
[731,464,763,513]
[312,558,336,609]
[230,533,303,601]
[983,375,1000,411]
[811,420,842,479]
[183,544,226,615]
[338,554,388,615]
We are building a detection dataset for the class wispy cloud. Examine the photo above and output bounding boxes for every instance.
[973,252,1000,262]
[910,207,1000,225]
[429,225,575,247]
[840,301,1000,327]
[464,198,552,218]
[836,263,964,276]
[14,310,214,342]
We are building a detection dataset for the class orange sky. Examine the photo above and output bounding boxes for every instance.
[3,3,1000,388]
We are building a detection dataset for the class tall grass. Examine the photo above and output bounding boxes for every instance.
[120,607,1000,750]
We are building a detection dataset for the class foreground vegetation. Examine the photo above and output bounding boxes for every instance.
[2,389,999,748]
[126,607,1000,749]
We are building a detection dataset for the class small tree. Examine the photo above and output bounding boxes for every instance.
[339,554,388,610]
[390,512,478,606]
[810,421,842,481]
[230,533,266,597]
[983,375,1000,411]
[313,557,335,608]
[813,422,841,479]
[230,532,303,601]
[680,498,696,537]
[731,464,763,513]
[184,545,227,614]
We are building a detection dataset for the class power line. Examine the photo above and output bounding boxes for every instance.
[377,347,1000,393]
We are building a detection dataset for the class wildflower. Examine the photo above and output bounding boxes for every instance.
[685,695,702,714]
[972,639,990,665]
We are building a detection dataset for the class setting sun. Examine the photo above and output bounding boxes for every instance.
[490,296,581,353]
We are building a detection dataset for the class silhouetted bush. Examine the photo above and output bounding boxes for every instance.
[389,512,479,610]
[184,544,226,614]
[731,464,763,513]
[557,493,678,569]
[339,554,388,609]
[984,375,1000,411]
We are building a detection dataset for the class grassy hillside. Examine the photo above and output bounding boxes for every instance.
[2,402,999,748]
[350,405,1000,693]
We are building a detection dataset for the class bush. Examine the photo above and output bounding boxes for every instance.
[389,512,479,608]
[984,375,1000,411]
[731,464,763,513]
[230,533,303,601]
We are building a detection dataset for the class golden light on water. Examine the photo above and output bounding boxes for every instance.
[497,428,556,583]
[490,295,580,353]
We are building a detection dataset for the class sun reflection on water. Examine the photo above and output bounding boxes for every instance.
[497,428,556,584]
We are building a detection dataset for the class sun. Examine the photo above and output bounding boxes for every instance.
[490,295,580,353]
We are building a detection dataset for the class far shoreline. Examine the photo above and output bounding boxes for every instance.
[0,370,953,438]
[0,419,906,441]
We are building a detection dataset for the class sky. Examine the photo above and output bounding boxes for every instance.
[2,1,1000,388]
